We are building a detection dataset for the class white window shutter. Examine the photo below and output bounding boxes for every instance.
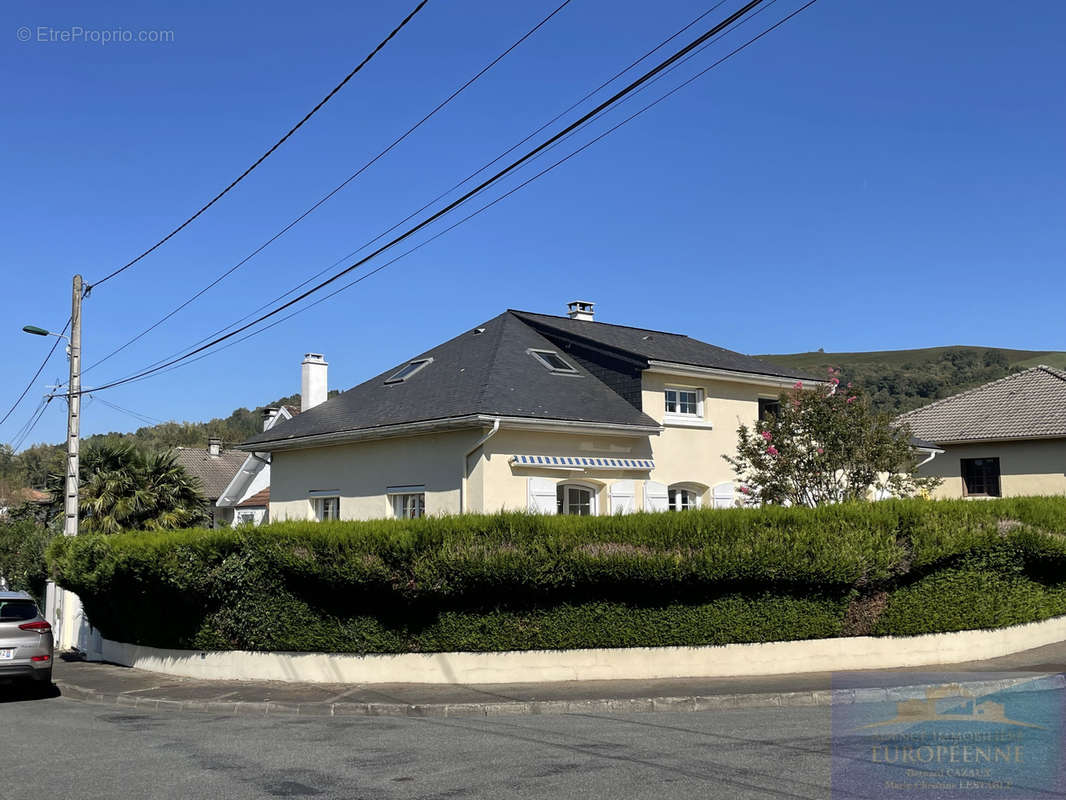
[609,480,635,515]
[527,477,557,514]
[643,480,668,513]
[712,481,735,509]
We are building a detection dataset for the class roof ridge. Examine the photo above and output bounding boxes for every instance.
[897,365,1056,420]
[508,309,691,339]
[1036,364,1066,382]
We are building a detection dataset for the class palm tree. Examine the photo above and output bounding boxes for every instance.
[48,443,207,533]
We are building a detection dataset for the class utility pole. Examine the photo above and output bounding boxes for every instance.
[65,274,82,541]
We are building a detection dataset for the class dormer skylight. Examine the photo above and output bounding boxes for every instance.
[528,348,578,374]
[385,358,433,384]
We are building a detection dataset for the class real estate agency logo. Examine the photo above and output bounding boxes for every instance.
[830,675,1065,798]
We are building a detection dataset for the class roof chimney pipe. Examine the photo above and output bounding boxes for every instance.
[207,437,222,457]
[566,300,595,322]
[301,353,328,412]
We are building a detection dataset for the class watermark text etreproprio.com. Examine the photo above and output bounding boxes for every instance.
[16,25,175,45]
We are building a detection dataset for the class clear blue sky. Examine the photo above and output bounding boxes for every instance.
[3,0,1063,445]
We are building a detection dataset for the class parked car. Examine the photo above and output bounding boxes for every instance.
[0,591,54,687]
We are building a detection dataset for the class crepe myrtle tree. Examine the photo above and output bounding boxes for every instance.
[724,370,940,506]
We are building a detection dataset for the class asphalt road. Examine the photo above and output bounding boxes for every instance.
[3,686,1062,799]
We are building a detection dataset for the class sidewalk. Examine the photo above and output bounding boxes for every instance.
[51,641,1066,718]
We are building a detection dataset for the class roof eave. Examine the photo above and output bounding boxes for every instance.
[238,414,662,452]
[644,360,823,387]
[913,434,1066,447]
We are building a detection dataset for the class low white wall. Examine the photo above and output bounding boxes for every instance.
[98,613,1066,685]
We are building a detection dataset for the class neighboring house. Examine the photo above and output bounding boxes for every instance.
[898,365,1066,499]
[216,403,301,527]
[173,440,247,527]
[239,302,816,521]
[0,487,50,518]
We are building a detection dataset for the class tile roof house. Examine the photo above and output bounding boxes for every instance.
[240,302,818,521]
[898,366,1066,499]
[216,404,300,527]
[173,440,247,528]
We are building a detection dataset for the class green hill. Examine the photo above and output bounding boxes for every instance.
[759,346,1066,414]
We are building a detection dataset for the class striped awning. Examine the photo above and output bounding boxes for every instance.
[509,454,654,471]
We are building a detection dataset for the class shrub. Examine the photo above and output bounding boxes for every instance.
[47,498,1066,653]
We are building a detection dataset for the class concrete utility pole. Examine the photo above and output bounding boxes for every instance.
[65,273,82,541]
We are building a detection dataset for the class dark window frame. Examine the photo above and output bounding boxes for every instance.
[758,398,782,421]
[961,457,1001,497]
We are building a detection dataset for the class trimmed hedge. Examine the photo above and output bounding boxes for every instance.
[47,498,1066,653]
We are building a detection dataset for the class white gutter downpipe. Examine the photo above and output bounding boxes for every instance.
[460,417,501,514]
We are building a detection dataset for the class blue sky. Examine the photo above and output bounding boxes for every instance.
[2,0,1063,445]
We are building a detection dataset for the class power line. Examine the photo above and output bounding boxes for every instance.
[71,1,741,387]
[83,0,573,376]
[0,316,70,431]
[88,0,431,290]
[78,0,820,397]
[130,0,812,385]
[10,396,54,453]
[90,396,164,427]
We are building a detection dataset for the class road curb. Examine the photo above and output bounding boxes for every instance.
[53,673,1066,718]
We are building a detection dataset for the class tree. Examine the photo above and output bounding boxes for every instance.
[48,443,207,534]
[724,371,940,506]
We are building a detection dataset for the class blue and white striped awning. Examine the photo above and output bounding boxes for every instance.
[509,454,654,470]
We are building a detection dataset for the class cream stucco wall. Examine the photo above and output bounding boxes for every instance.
[270,429,484,521]
[641,373,774,502]
[921,439,1066,499]
[268,375,774,520]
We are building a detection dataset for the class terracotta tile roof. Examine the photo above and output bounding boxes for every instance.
[237,488,270,508]
[898,366,1066,444]
[0,487,51,505]
[172,447,247,500]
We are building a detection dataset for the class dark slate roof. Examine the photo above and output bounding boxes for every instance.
[243,312,660,448]
[173,448,246,499]
[898,366,1066,444]
[509,311,815,380]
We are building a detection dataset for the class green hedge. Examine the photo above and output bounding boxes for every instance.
[47,498,1066,653]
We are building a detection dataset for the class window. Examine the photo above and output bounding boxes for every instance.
[758,398,781,421]
[312,496,339,521]
[962,457,1001,497]
[0,599,39,622]
[557,484,593,515]
[236,511,256,526]
[385,358,433,384]
[665,387,701,417]
[529,349,578,374]
[668,487,700,511]
[392,493,425,519]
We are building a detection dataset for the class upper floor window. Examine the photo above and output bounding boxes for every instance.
[758,398,782,421]
[962,457,1001,497]
[665,387,701,417]
[529,349,578,374]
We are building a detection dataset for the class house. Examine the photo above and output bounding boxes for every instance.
[898,365,1066,499]
[0,487,50,519]
[172,439,247,527]
[238,302,815,521]
[215,403,301,526]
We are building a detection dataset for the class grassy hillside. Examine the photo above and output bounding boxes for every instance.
[759,346,1066,414]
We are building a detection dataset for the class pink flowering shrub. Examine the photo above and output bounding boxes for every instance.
[724,368,940,506]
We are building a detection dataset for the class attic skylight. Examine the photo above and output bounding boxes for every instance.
[385,358,433,384]
[528,348,578,374]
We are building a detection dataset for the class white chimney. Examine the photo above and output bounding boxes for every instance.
[301,353,328,412]
[566,300,595,321]
[207,437,222,457]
